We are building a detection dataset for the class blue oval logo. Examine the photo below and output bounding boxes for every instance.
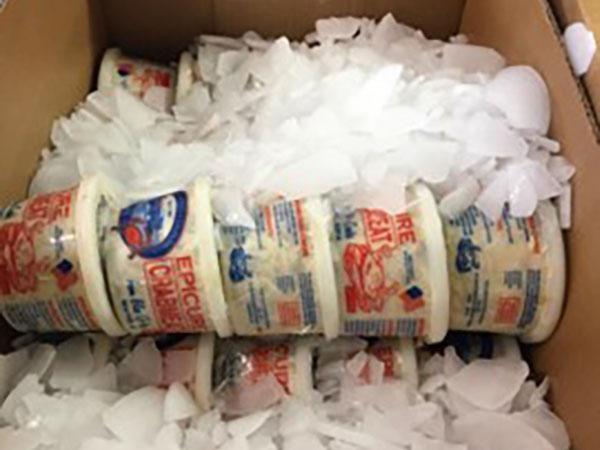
[118,191,187,259]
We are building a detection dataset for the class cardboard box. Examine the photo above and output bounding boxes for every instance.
[0,0,598,448]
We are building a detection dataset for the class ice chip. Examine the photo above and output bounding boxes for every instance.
[0,348,29,400]
[443,347,466,378]
[219,373,287,417]
[313,420,394,448]
[283,432,326,450]
[227,408,272,438]
[84,389,123,406]
[117,338,163,391]
[212,420,228,447]
[442,44,505,73]
[514,404,570,450]
[264,150,357,200]
[450,411,554,450]
[80,363,118,393]
[558,185,572,229]
[439,176,480,218]
[485,66,551,134]
[464,112,528,158]
[412,435,467,450]
[564,22,597,76]
[475,171,510,220]
[220,436,250,450]
[248,434,278,450]
[143,86,173,112]
[547,156,576,183]
[446,359,529,411]
[0,426,47,450]
[173,83,212,122]
[102,386,166,444]
[184,428,215,450]
[154,423,184,450]
[164,382,199,422]
[315,17,362,41]
[507,168,538,217]
[1,375,43,425]
[49,336,95,391]
[279,401,317,436]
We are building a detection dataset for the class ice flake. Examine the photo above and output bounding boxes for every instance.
[102,387,166,444]
[446,360,529,411]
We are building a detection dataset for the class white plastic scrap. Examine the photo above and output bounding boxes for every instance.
[31,14,573,223]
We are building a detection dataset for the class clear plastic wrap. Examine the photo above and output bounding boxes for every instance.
[0,176,124,336]
[315,337,418,398]
[443,201,565,342]
[212,337,314,416]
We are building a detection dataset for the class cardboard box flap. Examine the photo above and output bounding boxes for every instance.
[101,0,465,61]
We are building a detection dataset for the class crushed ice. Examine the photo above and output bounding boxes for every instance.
[31,15,574,226]
[0,334,570,450]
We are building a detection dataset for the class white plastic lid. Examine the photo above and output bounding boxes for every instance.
[176,51,195,103]
[194,333,215,412]
[76,175,126,336]
[191,179,233,337]
[304,197,340,339]
[292,338,315,398]
[520,201,566,343]
[412,183,450,344]
[396,338,418,387]
[97,48,122,91]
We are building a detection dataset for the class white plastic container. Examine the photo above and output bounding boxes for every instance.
[98,48,176,110]
[176,51,195,102]
[0,176,124,336]
[443,201,566,343]
[218,196,339,338]
[212,338,314,415]
[330,184,449,343]
[103,179,231,336]
[160,333,215,412]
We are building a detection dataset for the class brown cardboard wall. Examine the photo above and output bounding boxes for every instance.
[551,0,600,131]
[0,0,106,205]
[102,0,465,61]
[462,1,600,448]
[0,1,598,448]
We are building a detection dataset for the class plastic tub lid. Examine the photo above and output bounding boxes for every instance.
[194,332,215,412]
[76,175,126,336]
[304,197,340,339]
[192,180,233,337]
[413,183,450,344]
[520,201,566,343]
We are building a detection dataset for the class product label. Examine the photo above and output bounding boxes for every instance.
[332,198,431,337]
[111,55,174,98]
[105,188,211,333]
[0,187,100,332]
[444,205,546,333]
[219,199,322,335]
[213,341,293,393]
[368,342,398,378]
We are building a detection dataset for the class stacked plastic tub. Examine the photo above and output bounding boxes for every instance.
[0,47,567,410]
